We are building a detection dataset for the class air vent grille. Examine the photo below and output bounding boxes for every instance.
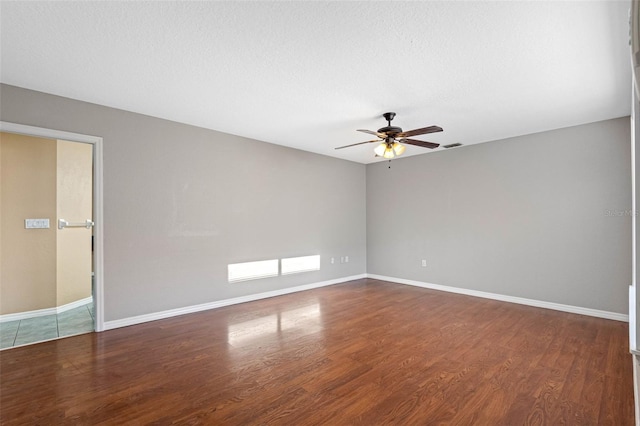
[443,143,463,149]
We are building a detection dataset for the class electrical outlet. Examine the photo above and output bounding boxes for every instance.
[421,259,427,267]
[345,256,349,263]
[331,257,335,264]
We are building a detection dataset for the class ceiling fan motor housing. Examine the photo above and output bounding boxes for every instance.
[378,125,403,136]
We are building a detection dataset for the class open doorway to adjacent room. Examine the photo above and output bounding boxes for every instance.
[0,123,104,349]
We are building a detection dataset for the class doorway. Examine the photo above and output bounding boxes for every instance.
[0,122,104,348]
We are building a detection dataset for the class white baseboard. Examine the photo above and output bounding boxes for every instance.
[103,274,367,331]
[103,272,628,331]
[0,296,94,323]
[367,274,629,322]
[57,296,93,314]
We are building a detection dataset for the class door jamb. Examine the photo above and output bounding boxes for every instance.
[0,121,105,332]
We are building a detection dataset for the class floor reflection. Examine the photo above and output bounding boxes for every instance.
[227,301,322,347]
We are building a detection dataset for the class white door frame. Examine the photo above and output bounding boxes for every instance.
[0,121,105,332]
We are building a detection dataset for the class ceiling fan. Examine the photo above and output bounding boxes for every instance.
[335,112,443,159]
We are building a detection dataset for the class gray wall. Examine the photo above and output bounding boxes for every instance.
[2,83,631,320]
[367,117,631,314]
[0,84,367,321]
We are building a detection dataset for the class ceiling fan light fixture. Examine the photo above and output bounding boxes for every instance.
[374,143,387,157]
[382,147,395,159]
[392,142,406,156]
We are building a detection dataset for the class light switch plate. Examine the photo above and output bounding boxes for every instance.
[25,218,50,229]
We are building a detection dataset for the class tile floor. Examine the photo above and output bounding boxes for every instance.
[0,303,94,349]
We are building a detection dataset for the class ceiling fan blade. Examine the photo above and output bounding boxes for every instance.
[397,126,443,138]
[357,129,386,138]
[399,138,440,149]
[335,139,382,150]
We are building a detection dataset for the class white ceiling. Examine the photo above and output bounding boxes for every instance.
[0,1,632,164]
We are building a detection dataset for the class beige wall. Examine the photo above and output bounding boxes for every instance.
[0,133,93,315]
[56,140,92,306]
[0,132,57,314]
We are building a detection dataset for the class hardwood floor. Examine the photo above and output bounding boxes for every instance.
[0,279,634,425]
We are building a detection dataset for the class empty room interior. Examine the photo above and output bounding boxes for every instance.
[1,1,639,424]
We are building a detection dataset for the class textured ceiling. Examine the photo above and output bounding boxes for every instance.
[0,1,632,164]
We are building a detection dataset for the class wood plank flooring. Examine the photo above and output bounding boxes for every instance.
[0,278,634,425]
